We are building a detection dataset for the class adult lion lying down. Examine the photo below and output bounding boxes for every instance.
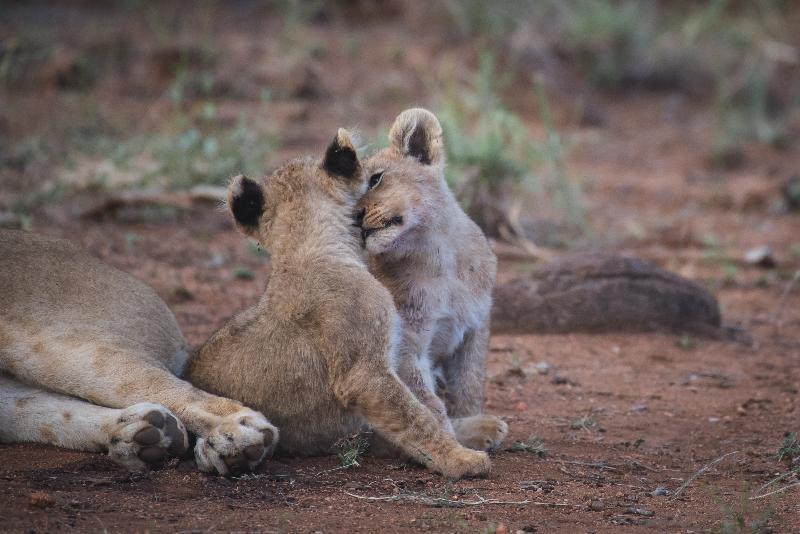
[0,232,276,475]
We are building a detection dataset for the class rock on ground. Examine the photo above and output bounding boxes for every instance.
[491,253,721,336]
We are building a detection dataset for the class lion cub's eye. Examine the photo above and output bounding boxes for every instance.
[368,171,384,190]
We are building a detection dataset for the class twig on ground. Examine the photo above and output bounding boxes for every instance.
[670,451,739,500]
[343,490,569,508]
[548,459,617,471]
[622,456,662,473]
[315,465,351,476]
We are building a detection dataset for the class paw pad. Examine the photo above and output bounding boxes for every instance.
[107,403,189,471]
[133,427,161,446]
[194,410,278,475]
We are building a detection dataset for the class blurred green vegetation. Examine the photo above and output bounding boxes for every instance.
[447,0,798,163]
[437,52,583,241]
[1,0,797,239]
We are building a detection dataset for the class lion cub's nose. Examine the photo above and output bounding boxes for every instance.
[353,207,366,227]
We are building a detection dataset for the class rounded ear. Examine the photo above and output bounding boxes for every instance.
[388,108,444,167]
[227,174,264,236]
[322,128,361,180]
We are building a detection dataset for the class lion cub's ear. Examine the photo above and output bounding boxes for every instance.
[388,108,444,167]
[322,128,361,180]
[228,174,264,237]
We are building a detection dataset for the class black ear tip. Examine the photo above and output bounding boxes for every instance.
[407,124,431,165]
[322,130,360,179]
[230,175,264,229]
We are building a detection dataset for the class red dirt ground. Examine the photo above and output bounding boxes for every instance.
[2,3,799,532]
[2,115,798,530]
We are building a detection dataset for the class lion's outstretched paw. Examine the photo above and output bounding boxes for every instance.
[438,447,491,480]
[452,414,508,452]
[104,402,189,471]
[194,409,278,476]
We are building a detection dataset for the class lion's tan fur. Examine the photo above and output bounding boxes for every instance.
[0,230,276,474]
[188,130,491,479]
[356,109,506,451]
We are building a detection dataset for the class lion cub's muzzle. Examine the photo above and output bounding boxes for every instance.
[357,214,403,242]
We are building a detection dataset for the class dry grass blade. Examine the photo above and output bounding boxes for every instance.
[502,203,555,261]
[749,466,800,500]
[749,481,800,501]
[670,451,739,500]
[622,456,662,473]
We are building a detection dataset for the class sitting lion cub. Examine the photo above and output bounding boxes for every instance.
[354,108,507,451]
[0,230,277,475]
[188,130,491,479]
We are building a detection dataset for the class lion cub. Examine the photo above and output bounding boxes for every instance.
[188,130,490,479]
[354,108,507,451]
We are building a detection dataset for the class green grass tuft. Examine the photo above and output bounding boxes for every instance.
[777,432,800,464]
[334,432,371,470]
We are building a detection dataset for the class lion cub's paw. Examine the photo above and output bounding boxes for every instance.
[104,402,189,471]
[194,409,278,476]
[452,414,509,452]
[439,447,491,480]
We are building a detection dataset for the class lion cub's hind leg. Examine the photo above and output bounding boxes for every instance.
[451,415,508,452]
[191,407,276,475]
[0,376,188,471]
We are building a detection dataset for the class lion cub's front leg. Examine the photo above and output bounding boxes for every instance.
[451,415,508,452]
[439,324,508,452]
[191,407,277,475]
[394,329,453,434]
[333,361,490,480]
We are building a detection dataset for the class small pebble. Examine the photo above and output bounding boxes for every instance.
[782,174,800,211]
[651,486,669,497]
[744,246,776,269]
[626,506,655,517]
[631,404,648,413]
[589,500,604,511]
[535,362,551,375]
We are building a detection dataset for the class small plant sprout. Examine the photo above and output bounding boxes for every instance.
[570,414,598,432]
[334,432,371,470]
[510,434,546,457]
[777,432,800,464]
[678,334,697,351]
[233,266,254,280]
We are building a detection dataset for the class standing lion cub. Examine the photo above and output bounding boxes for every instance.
[355,108,507,451]
[188,130,491,479]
